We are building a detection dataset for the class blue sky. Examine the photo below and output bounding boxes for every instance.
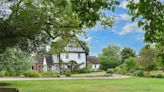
[83,0,145,56]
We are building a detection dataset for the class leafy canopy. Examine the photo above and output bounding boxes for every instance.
[126,0,164,43]
[99,45,121,70]
[0,0,119,54]
[121,47,136,62]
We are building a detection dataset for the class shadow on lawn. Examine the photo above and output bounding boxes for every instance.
[0,83,11,86]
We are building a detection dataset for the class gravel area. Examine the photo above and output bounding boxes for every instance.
[0,74,130,81]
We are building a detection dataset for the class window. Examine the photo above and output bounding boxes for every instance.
[78,53,81,59]
[66,53,69,59]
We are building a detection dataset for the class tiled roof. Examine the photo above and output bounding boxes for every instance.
[87,56,99,64]
[45,54,54,65]
[33,56,44,64]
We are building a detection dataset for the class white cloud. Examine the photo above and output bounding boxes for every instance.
[116,14,132,22]
[119,0,139,9]
[118,22,143,35]
[119,0,128,9]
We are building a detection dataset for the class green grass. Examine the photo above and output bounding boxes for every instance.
[1,77,164,92]
[72,71,106,76]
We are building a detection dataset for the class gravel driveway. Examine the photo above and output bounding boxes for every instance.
[0,74,130,81]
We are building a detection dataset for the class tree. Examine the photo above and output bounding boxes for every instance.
[123,57,137,71]
[137,46,157,74]
[121,47,136,62]
[0,0,119,54]
[126,1,164,73]
[156,43,164,71]
[126,0,164,43]
[0,48,34,76]
[99,45,121,70]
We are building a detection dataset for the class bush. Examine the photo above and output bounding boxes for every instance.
[23,71,41,77]
[106,69,114,74]
[78,68,91,73]
[71,70,79,74]
[115,65,128,75]
[41,71,60,77]
[133,70,144,77]
[155,74,163,78]
[124,57,137,71]
[2,71,16,76]
[0,48,34,76]
[100,59,121,71]
[151,74,164,78]
[65,70,71,77]
[41,71,60,78]
[0,71,6,77]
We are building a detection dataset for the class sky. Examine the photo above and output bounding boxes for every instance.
[83,0,145,56]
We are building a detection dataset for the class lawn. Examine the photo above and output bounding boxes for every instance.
[1,77,164,92]
[72,71,106,77]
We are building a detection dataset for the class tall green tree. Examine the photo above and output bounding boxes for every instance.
[121,47,136,62]
[98,45,121,70]
[156,43,164,70]
[0,0,119,54]
[126,0,164,70]
[137,45,157,74]
[126,0,164,43]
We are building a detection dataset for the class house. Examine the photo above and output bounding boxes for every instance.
[32,56,45,72]
[33,41,89,72]
[87,56,100,71]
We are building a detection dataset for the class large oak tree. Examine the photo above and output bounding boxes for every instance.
[0,0,119,54]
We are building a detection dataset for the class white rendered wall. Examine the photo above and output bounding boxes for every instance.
[92,64,100,71]
[60,53,86,68]
[52,55,59,63]
[43,57,47,72]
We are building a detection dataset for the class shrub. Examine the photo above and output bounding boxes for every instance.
[133,70,144,77]
[4,71,16,76]
[41,71,59,77]
[124,57,137,71]
[23,71,40,77]
[41,71,60,78]
[143,72,150,77]
[65,70,71,77]
[71,70,79,74]
[0,48,34,76]
[100,59,121,71]
[115,65,128,75]
[106,69,114,74]
[155,74,163,78]
[0,71,6,77]
[78,68,91,73]
[151,74,164,78]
